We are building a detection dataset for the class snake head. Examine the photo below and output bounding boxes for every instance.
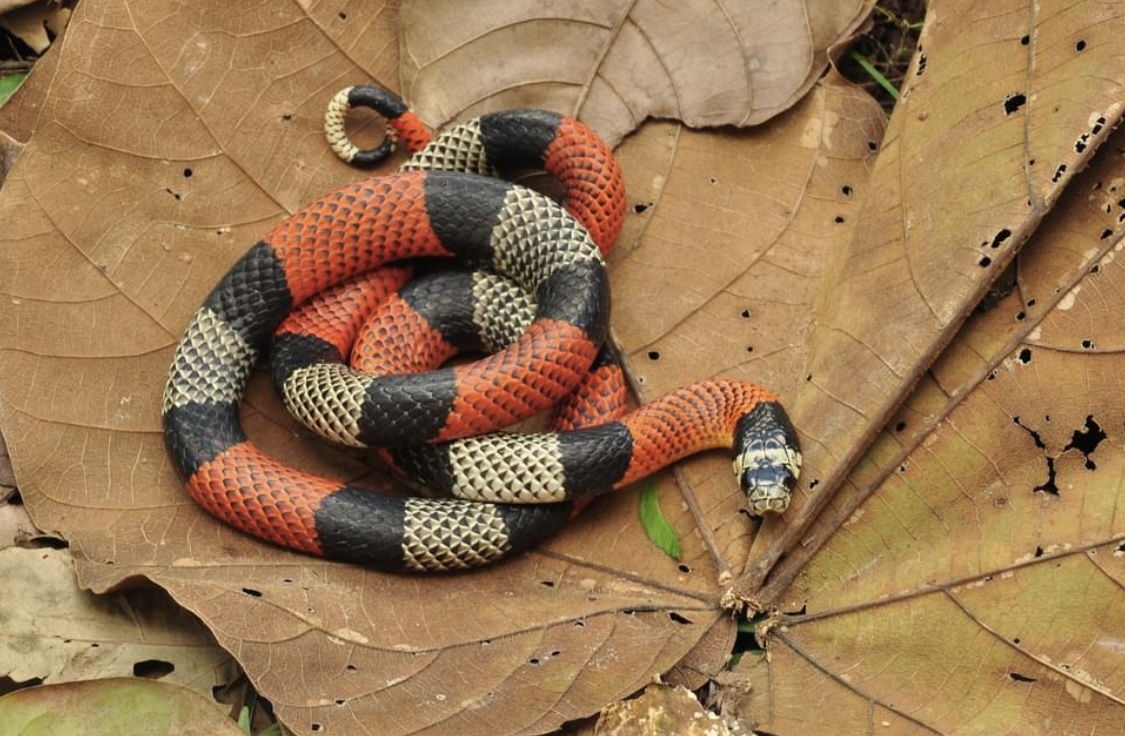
[732,401,802,516]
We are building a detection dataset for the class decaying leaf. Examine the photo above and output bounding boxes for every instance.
[0,547,236,696]
[743,110,1125,736]
[399,0,872,146]
[728,0,1125,606]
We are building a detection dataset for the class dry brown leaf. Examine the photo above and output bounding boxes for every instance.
[0,547,236,695]
[741,111,1125,736]
[724,0,1125,608]
[399,0,872,145]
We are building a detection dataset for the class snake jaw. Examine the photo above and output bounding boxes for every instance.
[732,401,802,516]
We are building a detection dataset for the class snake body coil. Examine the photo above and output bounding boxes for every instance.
[162,87,801,572]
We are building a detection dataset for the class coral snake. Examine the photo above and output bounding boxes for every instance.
[162,86,802,572]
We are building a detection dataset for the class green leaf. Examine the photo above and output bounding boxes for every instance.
[638,483,681,560]
[0,73,27,108]
[848,49,900,100]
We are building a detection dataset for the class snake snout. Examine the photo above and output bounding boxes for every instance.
[739,459,799,515]
[732,400,802,516]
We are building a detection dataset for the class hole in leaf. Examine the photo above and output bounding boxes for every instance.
[1052,164,1067,183]
[1034,457,1058,495]
[633,202,651,214]
[133,659,174,679]
[1018,348,1032,364]
[182,168,193,178]
[1034,545,1045,558]
[647,350,660,361]
[677,563,691,574]
[979,255,992,267]
[1009,672,1037,683]
[991,229,1012,248]
[834,215,845,224]
[1013,416,1046,449]
[1064,415,1106,470]
[1081,339,1095,350]
[242,588,262,598]
[841,184,853,196]
[1003,94,1026,115]
[740,309,751,319]
[1020,34,1030,45]
[668,612,693,625]
[895,421,906,432]
[1075,39,1087,51]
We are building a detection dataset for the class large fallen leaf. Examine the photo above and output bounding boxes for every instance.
[720,0,1125,732]
[398,0,872,146]
[0,547,234,696]
[742,99,1125,735]
[0,1,883,734]
[725,0,1125,606]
